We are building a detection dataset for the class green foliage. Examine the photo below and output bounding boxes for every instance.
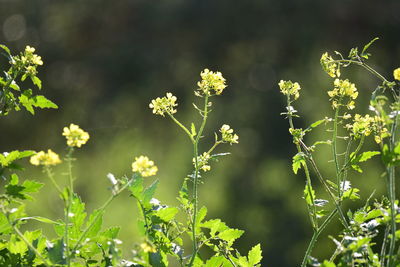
[0,46,262,267]
[280,38,400,266]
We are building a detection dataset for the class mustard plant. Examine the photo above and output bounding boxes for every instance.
[280,38,400,266]
[0,45,262,266]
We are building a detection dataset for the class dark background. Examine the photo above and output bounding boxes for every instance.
[1,0,400,266]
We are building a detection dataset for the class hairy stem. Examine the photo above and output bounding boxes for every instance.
[188,95,209,267]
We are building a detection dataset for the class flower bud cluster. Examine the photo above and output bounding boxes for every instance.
[30,149,61,166]
[320,52,340,78]
[278,80,301,100]
[220,124,239,144]
[328,79,358,110]
[196,69,227,96]
[149,92,178,116]
[193,152,211,172]
[12,46,43,77]
[132,155,158,177]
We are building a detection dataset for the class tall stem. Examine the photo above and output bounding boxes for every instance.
[64,148,74,267]
[188,95,209,267]
[332,107,342,199]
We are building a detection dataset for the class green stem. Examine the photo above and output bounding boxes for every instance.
[301,210,337,267]
[168,114,195,143]
[286,97,317,228]
[64,148,74,267]
[332,107,342,199]
[1,205,51,267]
[44,166,63,197]
[188,95,209,267]
[72,179,131,253]
[387,110,398,267]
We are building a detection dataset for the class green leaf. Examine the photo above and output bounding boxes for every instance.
[357,151,380,162]
[85,209,104,238]
[303,184,316,206]
[195,206,207,232]
[129,176,144,199]
[0,213,11,234]
[361,37,379,58]
[155,207,179,222]
[204,256,228,267]
[292,152,306,174]
[19,216,61,225]
[321,260,336,267]
[30,76,42,89]
[309,119,326,129]
[143,179,159,204]
[47,238,66,265]
[248,244,262,265]
[69,194,87,239]
[218,228,244,245]
[0,44,11,55]
[343,188,360,200]
[201,219,228,236]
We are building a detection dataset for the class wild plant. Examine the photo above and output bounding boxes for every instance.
[279,38,400,266]
[0,44,262,266]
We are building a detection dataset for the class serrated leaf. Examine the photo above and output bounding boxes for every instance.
[85,209,104,238]
[303,184,316,206]
[155,207,179,222]
[143,179,159,204]
[358,151,380,162]
[31,95,58,109]
[129,175,144,200]
[351,164,363,173]
[47,239,66,265]
[204,256,227,267]
[343,188,360,200]
[202,219,228,236]
[195,206,207,232]
[248,244,262,265]
[31,76,42,89]
[218,229,244,245]
[292,152,306,174]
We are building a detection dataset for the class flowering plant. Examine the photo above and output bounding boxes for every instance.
[280,38,400,266]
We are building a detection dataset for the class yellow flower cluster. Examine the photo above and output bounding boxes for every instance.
[62,124,90,148]
[320,52,340,78]
[12,46,43,77]
[140,242,156,253]
[196,69,227,96]
[220,124,239,144]
[132,156,158,177]
[346,114,389,143]
[328,79,358,110]
[22,46,43,66]
[149,92,178,116]
[394,68,400,81]
[30,149,61,166]
[278,80,301,100]
[193,152,211,172]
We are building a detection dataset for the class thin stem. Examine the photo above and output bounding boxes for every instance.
[44,166,63,197]
[332,107,342,199]
[1,204,51,267]
[387,109,398,267]
[168,114,195,143]
[301,210,338,267]
[188,95,209,267]
[72,180,131,253]
[64,147,74,267]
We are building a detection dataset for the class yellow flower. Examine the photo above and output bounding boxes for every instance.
[132,156,158,177]
[62,124,90,148]
[327,79,358,109]
[320,52,340,78]
[393,68,400,81]
[30,149,61,166]
[196,68,227,96]
[193,152,211,172]
[278,80,301,100]
[149,92,178,116]
[220,124,239,144]
[140,242,156,253]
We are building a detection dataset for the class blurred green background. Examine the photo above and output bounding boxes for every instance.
[1,0,400,266]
